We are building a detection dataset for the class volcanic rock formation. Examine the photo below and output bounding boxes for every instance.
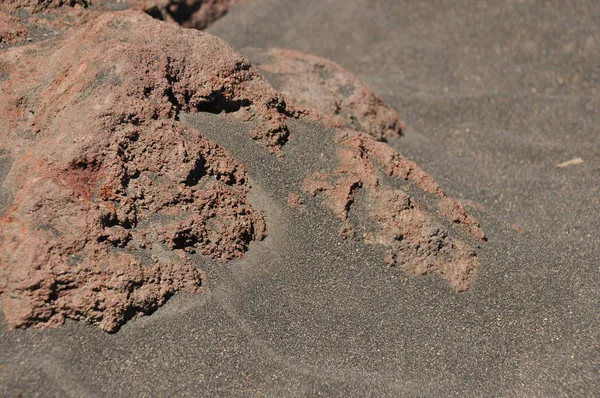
[246,47,404,141]
[0,4,485,332]
[140,0,245,30]
[0,11,274,331]
[301,130,484,291]
[248,47,485,291]
[0,12,27,43]
[0,0,244,31]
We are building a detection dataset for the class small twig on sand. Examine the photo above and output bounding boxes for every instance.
[556,157,584,168]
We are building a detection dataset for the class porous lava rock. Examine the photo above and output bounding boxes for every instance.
[302,131,485,291]
[0,11,276,331]
[139,0,245,30]
[247,47,404,141]
[0,0,89,13]
[0,12,27,43]
[0,0,245,47]
[0,6,486,333]
[256,48,486,291]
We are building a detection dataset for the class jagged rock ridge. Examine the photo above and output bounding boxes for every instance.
[0,7,486,332]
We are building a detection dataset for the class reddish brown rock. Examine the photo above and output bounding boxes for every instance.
[0,11,276,332]
[0,12,27,43]
[0,0,245,48]
[244,48,485,291]
[302,130,485,291]
[138,0,245,30]
[286,192,304,209]
[249,48,405,141]
[0,0,89,12]
[0,3,486,334]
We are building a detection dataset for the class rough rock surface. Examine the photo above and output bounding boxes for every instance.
[245,47,485,291]
[0,0,245,34]
[0,11,275,331]
[248,47,404,141]
[139,0,245,30]
[286,192,304,209]
[0,6,485,332]
[0,12,27,43]
[0,0,89,12]
[303,130,484,291]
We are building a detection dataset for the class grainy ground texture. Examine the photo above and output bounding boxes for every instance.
[1,0,599,397]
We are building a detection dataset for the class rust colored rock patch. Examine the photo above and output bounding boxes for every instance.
[250,48,405,141]
[286,192,304,209]
[302,130,485,291]
[0,3,487,333]
[140,0,245,30]
[246,48,485,291]
[0,0,89,13]
[0,11,272,331]
[0,12,27,43]
[0,0,244,33]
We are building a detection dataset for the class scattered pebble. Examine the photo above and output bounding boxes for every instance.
[556,157,584,168]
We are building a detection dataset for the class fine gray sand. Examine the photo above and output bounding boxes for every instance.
[1,1,599,397]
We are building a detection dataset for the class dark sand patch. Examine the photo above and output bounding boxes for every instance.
[207,0,600,395]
